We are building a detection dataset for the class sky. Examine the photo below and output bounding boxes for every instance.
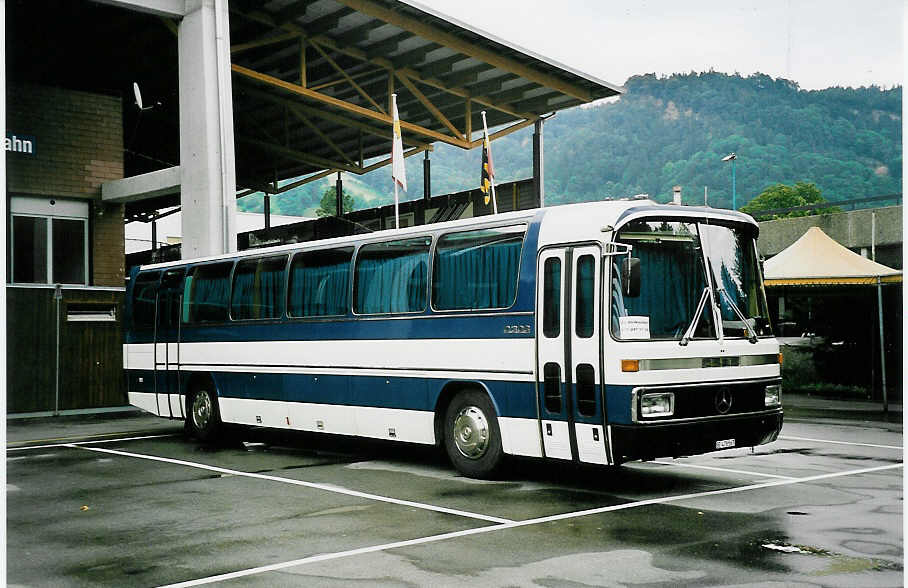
[412,0,904,91]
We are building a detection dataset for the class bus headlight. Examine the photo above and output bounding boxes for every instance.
[765,384,781,407]
[640,392,674,418]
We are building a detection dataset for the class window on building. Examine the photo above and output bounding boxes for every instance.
[10,197,89,285]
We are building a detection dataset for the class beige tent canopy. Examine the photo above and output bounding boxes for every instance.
[764,226,902,286]
[763,225,900,411]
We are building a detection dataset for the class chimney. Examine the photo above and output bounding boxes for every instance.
[672,185,682,205]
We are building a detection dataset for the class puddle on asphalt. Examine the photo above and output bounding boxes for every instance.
[758,539,902,575]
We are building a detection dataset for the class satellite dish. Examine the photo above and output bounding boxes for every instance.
[133,82,144,110]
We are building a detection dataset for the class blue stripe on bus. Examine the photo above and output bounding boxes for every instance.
[605,384,635,424]
[129,368,541,420]
[129,312,537,344]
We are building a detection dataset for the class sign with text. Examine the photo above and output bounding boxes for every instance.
[619,316,651,339]
[6,132,36,155]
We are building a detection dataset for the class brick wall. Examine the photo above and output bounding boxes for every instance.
[7,83,124,197]
[92,202,126,286]
[6,83,125,285]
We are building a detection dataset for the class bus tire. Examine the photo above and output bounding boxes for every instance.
[443,390,503,479]
[187,384,222,443]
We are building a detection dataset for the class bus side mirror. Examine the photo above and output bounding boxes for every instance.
[622,257,641,298]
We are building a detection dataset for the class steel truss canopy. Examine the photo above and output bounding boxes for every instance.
[9,0,622,217]
[227,0,624,195]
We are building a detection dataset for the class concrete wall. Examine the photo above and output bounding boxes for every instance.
[758,205,903,269]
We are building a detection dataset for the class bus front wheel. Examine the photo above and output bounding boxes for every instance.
[443,390,503,479]
[187,385,222,442]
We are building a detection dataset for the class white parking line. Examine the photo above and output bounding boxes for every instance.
[7,434,179,452]
[69,444,513,525]
[157,461,903,588]
[780,435,903,451]
[651,460,797,480]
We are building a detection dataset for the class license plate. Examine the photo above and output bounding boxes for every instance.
[715,438,736,449]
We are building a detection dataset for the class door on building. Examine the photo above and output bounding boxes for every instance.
[535,245,610,464]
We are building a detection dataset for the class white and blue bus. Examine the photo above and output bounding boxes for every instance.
[124,199,782,478]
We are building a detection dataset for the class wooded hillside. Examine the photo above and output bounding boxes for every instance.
[238,72,901,215]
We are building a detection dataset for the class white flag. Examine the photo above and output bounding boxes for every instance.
[391,94,407,192]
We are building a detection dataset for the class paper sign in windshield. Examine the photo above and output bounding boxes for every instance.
[619,316,650,339]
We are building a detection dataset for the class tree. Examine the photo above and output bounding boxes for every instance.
[740,182,838,220]
[316,186,355,217]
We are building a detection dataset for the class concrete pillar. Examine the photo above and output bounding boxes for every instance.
[179,0,237,258]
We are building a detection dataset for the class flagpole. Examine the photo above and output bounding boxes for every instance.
[390,93,406,228]
[394,181,399,229]
[481,111,498,214]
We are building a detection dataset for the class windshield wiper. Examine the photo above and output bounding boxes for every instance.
[679,286,711,347]
[718,288,759,344]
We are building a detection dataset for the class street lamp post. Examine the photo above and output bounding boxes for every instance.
[722,152,737,209]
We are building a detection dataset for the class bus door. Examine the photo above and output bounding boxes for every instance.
[536,245,609,464]
[154,269,185,419]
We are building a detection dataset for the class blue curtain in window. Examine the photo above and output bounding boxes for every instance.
[433,239,521,310]
[289,258,350,316]
[356,251,427,314]
[192,264,231,322]
[257,259,284,319]
[231,267,255,319]
[622,244,703,338]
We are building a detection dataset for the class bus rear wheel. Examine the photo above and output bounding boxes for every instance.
[443,390,503,479]
[187,385,222,442]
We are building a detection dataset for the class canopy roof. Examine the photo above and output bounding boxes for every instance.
[764,226,902,286]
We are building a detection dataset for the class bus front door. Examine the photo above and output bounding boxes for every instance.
[154,269,185,419]
[536,245,609,464]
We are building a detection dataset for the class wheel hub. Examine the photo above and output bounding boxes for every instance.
[192,391,211,430]
[453,406,489,459]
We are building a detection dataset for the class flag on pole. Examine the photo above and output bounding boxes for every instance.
[391,94,407,192]
[480,111,497,213]
[480,129,494,205]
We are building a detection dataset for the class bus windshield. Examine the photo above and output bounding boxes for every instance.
[610,218,771,341]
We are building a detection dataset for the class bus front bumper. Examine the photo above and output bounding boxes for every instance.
[609,409,783,464]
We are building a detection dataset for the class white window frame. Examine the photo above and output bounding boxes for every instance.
[9,197,90,286]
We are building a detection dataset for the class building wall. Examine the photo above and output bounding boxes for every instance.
[7,82,124,198]
[6,83,127,413]
[758,206,903,269]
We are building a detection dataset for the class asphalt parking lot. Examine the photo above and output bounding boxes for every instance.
[7,397,903,587]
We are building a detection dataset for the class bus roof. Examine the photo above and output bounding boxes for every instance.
[137,200,759,271]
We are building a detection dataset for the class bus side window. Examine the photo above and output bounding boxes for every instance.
[432,225,525,310]
[576,255,595,338]
[288,248,353,317]
[187,262,233,323]
[132,272,160,329]
[230,255,287,320]
[543,362,562,414]
[542,257,561,338]
[161,269,184,328]
[576,363,596,416]
[355,238,430,314]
